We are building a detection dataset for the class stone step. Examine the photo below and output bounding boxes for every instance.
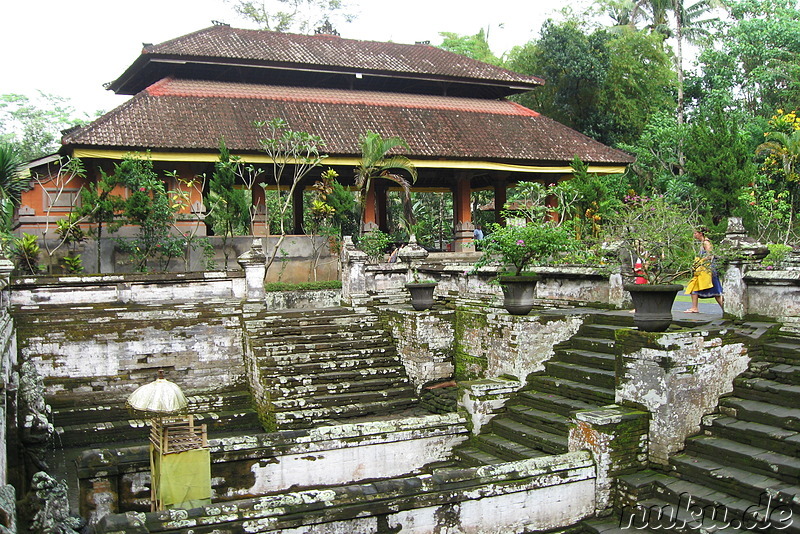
[273,397,419,429]
[769,363,800,385]
[515,390,600,417]
[245,318,382,338]
[51,391,254,426]
[264,365,407,387]
[708,415,800,458]
[505,404,569,434]
[582,516,658,534]
[565,336,616,354]
[259,347,399,370]
[255,336,394,357]
[733,377,800,407]
[271,387,416,412]
[453,446,507,467]
[269,376,411,398]
[579,323,629,340]
[649,477,799,534]
[553,349,616,371]
[719,396,800,432]
[251,329,388,344]
[490,417,568,455]
[260,354,405,376]
[684,434,800,485]
[526,375,615,406]
[670,454,800,514]
[544,361,616,390]
[619,496,745,533]
[762,340,800,363]
[55,408,262,448]
[473,434,549,462]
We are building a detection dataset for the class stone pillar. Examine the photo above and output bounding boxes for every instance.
[237,240,267,301]
[397,235,430,283]
[569,405,649,514]
[453,174,474,252]
[616,328,750,465]
[340,236,368,306]
[720,216,768,319]
[459,378,523,434]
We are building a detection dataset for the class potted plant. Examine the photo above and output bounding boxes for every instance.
[610,195,697,331]
[473,220,577,315]
[405,269,437,310]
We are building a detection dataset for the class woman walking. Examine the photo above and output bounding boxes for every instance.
[683,227,724,313]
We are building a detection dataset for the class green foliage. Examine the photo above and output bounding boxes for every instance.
[206,139,251,237]
[473,221,578,276]
[762,243,793,267]
[507,20,675,145]
[608,195,697,284]
[60,255,84,274]
[55,215,85,249]
[326,179,358,237]
[264,279,342,292]
[76,165,125,272]
[438,29,501,64]
[0,142,29,204]
[230,0,356,33]
[11,233,41,275]
[356,229,391,262]
[684,106,755,223]
[0,92,91,160]
[354,131,417,235]
[110,157,185,272]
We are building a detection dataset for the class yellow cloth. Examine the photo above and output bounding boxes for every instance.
[684,257,713,294]
[152,446,212,510]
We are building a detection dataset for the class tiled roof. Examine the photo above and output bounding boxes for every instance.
[63,78,633,165]
[137,25,543,87]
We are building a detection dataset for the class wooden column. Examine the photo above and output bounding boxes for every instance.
[251,184,267,236]
[452,173,475,252]
[292,186,304,234]
[494,176,508,226]
[362,184,379,233]
[545,175,561,222]
[376,186,389,233]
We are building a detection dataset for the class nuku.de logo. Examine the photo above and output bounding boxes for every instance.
[620,492,793,530]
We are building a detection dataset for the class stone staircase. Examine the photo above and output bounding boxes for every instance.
[13,301,262,448]
[242,305,420,430]
[454,312,632,466]
[584,326,800,534]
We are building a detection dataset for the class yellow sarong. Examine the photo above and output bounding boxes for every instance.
[684,257,713,294]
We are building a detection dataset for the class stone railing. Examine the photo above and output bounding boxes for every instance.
[340,236,624,309]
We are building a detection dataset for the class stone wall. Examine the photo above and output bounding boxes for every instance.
[15,301,247,405]
[615,327,752,464]
[30,235,338,282]
[79,414,469,523]
[93,451,597,534]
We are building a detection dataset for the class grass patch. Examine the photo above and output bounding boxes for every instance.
[264,280,342,292]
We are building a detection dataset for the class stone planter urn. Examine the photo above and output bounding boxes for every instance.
[405,282,437,311]
[499,275,538,315]
[624,283,682,332]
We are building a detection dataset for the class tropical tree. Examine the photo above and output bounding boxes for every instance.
[438,29,501,65]
[254,117,326,274]
[206,139,251,268]
[0,93,90,160]
[353,131,417,237]
[227,0,356,33]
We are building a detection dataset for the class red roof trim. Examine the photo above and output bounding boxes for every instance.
[145,77,541,117]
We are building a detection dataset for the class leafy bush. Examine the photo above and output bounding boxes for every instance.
[762,243,793,268]
[264,280,342,292]
[473,221,577,276]
[356,229,391,262]
[11,233,42,274]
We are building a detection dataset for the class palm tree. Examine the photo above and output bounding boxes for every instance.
[354,132,418,236]
[0,142,29,243]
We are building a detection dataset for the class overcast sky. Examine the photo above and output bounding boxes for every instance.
[4,0,580,117]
